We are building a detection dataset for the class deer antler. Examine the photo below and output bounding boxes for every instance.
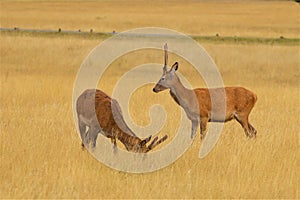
[163,43,168,73]
[148,136,158,149]
[155,135,168,146]
[146,135,168,152]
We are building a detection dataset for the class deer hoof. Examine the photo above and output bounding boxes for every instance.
[191,133,196,139]
[81,143,86,151]
[200,134,205,140]
[113,146,118,154]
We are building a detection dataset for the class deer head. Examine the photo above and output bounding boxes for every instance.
[130,135,168,153]
[153,43,179,93]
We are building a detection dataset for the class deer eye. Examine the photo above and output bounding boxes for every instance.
[161,77,165,81]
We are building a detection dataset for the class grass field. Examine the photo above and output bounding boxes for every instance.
[0,0,299,199]
[1,0,299,38]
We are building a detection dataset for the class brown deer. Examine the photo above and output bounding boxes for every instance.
[153,44,257,139]
[76,89,168,153]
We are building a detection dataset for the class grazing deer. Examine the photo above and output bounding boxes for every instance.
[76,89,168,153]
[153,44,257,139]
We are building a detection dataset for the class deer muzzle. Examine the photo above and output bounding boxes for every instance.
[153,84,167,93]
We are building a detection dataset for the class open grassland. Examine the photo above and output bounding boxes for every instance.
[1,33,299,199]
[1,0,299,199]
[0,0,299,38]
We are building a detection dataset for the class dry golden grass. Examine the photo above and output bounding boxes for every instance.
[1,33,299,199]
[0,0,299,38]
[1,0,299,199]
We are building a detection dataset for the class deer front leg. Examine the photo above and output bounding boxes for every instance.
[110,127,118,153]
[191,120,198,139]
[88,126,100,149]
[110,137,118,154]
[78,119,87,150]
[200,117,208,140]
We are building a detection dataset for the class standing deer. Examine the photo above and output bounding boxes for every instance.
[153,44,257,139]
[76,89,168,153]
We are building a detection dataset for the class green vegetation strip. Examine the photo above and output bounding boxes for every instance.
[1,29,299,46]
[193,35,300,46]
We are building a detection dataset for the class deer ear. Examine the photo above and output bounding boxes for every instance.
[170,62,178,72]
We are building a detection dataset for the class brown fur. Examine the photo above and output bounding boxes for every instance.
[153,44,257,139]
[76,89,167,153]
[193,87,257,138]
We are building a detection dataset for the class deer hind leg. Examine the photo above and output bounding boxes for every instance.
[200,117,208,140]
[87,126,100,149]
[78,119,88,149]
[234,114,253,138]
[249,123,257,138]
[191,120,199,139]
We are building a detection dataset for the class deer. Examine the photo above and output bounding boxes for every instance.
[76,89,168,153]
[153,43,257,140]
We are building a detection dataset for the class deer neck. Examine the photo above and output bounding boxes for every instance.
[170,76,195,111]
[115,127,140,151]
